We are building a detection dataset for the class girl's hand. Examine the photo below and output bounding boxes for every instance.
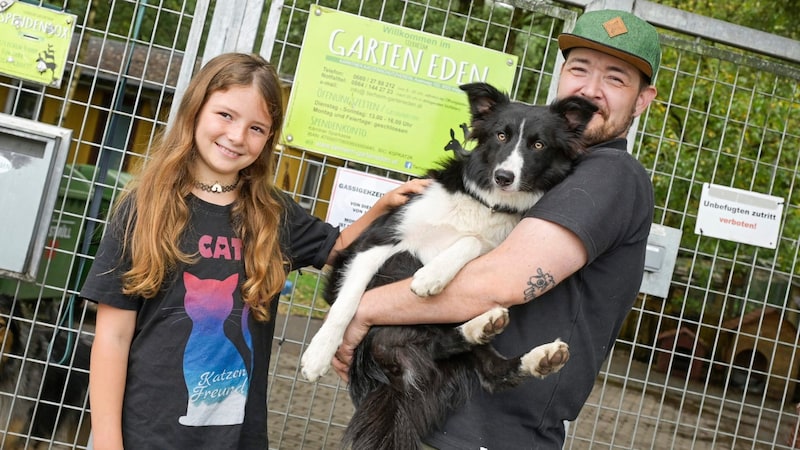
[328,178,432,265]
[332,315,372,382]
[375,178,431,211]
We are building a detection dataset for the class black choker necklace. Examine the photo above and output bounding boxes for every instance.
[194,176,239,193]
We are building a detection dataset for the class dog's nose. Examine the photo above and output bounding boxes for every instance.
[494,169,515,187]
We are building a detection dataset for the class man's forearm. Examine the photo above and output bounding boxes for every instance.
[357,268,504,327]
[356,217,587,328]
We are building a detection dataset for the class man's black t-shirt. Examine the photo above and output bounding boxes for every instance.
[425,139,655,450]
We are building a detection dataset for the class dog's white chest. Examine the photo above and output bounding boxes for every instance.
[396,183,519,262]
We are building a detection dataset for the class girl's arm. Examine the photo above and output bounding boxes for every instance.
[326,178,430,265]
[90,303,137,450]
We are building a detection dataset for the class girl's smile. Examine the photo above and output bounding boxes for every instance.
[192,84,273,188]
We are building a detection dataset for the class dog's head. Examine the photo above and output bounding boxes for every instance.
[459,82,597,212]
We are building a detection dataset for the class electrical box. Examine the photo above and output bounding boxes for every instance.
[0,113,72,282]
[640,224,682,298]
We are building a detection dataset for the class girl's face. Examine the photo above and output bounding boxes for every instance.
[193,84,273,183]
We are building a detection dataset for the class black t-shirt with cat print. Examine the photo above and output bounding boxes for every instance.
[425,139,655,450]
[82,192,338,449]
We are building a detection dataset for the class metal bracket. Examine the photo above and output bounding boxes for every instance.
[0,0,15,13]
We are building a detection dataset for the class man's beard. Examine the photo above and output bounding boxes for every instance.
[582,107,636,146]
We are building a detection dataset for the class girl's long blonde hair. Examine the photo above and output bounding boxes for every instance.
[118,52,286,321]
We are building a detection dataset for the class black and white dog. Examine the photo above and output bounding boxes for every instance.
[301,83,597,449]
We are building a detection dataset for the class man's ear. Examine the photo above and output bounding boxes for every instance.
[633,85,657,118]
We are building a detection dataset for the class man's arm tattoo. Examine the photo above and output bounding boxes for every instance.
[523,268,556,302]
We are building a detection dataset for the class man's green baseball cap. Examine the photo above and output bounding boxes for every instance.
[558,10,661,81]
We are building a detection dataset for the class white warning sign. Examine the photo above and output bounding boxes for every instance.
[695,183,783,249]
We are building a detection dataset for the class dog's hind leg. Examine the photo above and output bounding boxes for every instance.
[470,339,569,392]
[301,245,398,381]
[521,339,570,378]
[380,308,509,364]
[458,307,509,345]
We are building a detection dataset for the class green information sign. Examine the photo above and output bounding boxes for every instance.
[0,2,76,88]
[283,5,518,176]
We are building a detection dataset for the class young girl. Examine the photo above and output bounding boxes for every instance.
[83,52,425,449]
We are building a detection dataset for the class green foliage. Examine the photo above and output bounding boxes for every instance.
[278,270,329,320]
[643,42,799,276]
[650,0,800,40]
[58,0,196,48]
[639,21,800,320]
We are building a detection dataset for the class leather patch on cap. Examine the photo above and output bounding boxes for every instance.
[603,17,628,38]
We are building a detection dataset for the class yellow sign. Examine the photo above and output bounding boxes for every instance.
[0,2,77,88]
[283,6,518,176]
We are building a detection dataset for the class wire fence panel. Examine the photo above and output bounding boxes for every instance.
[594,28,800,450]
[0,0,798,449]
[269,3,800,449]
[1,1,203,448]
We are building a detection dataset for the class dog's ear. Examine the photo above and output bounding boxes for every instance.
[550,96,598,133]
[550,96,599,160]
[459,83,510,126]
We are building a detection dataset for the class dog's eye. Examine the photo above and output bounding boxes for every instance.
[531,141,544,150]
[496,132,507,142]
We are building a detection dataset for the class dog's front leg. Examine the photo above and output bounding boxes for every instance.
[301,245,397,381]
[410,236,483,297]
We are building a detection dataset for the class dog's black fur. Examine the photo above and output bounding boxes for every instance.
[0,296,91,449]
[323,83,597,449]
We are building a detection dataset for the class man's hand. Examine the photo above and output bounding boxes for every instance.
[332,315,372,382]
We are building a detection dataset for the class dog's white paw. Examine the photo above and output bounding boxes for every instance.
[459,307,509,344]
[410,266,448,297]
[300,332,339,382]
[520,339,569,379]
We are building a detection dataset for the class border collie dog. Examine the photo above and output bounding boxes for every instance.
[301,82,597,449]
